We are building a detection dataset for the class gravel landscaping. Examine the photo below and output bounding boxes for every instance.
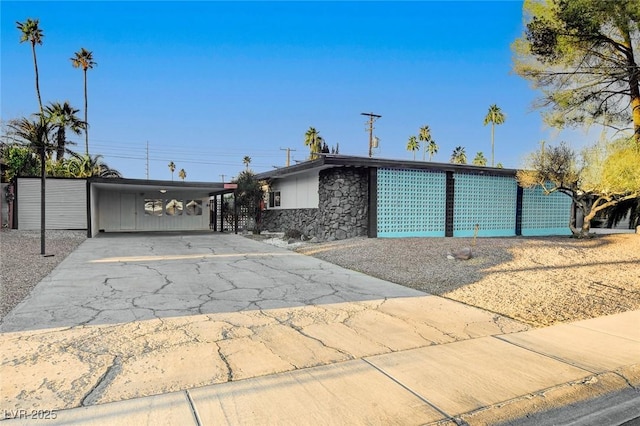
[294,233,640,327]
[0,229,87,319]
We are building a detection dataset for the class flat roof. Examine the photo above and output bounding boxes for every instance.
[254,154,518,180]
[88,177,235,197]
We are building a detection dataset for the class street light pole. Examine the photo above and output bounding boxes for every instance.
[361,112,381,158]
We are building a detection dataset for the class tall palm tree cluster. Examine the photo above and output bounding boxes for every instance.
[1,18,117,181]
[406,125,439,161]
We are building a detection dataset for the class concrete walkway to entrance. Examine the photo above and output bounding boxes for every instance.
[1,233,638,424]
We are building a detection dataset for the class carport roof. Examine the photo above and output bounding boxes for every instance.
[89,177,235,198]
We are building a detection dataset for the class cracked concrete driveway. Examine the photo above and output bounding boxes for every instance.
[1,232,528,413]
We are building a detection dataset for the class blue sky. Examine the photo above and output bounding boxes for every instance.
[2,1,596,182]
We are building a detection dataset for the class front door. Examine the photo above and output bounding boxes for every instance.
[120,193,136,230]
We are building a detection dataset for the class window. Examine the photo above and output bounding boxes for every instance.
[185,200,203,216]
[144,199,163,216]
[269,191,281,208]
[165,199,183,216]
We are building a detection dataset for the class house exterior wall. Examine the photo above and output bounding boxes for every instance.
[262,167,368,240]
[97,190,210,233]
[453,173,518,237]
[377,168,446,237]
[261,208,319,236]
[17,178,87,230]
[262,163,573,240]
[521,186,572,236]
[375,168,571,238]
[316,167,369,240]
[268,170,319,209]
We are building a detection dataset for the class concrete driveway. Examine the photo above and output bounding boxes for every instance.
[1,232,428,332]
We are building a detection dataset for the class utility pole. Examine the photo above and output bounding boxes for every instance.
[280,147,297,167]
[219,174,226,183]
[361,112,382,158]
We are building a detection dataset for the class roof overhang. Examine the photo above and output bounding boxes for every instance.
[254,154,518,180]
[88,177,235,198]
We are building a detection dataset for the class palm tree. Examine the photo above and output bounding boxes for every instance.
[7,117,51,163]
[406,136,420,160]
[71,48,96,155]
[472,151,487,166]
[304,127,323,160]
[450,146,467,164]
[17,19,44,116]
[418,125,437,161]
[66,153,121,178]
[243,156,251,170]
[17,19,47,254]
[168,161,175,181]
[483,104,506,167]
[43,101,84,162]
[179,168,186,181]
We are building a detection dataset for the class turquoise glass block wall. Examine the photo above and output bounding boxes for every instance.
[522,186,572,236]
[453,173,517,237]
[377,168,446,237]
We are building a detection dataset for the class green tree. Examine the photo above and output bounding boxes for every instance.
[6,117,51,160]
[243,155,251,170]
[473,151,488,166]
[513,0,640,146]
[71,48,96,155]
[233,170,266,233]
[304,127,323,160]
[17,19,44,117]
[450,146,467,164]
[419,125,438,161]
[406,135,419,160]
[65,153,121,178]
[168,161,175,181]
[178,168,186,181]
[43,101,84,162]
[517,138,640,237]
[1,145,40,180]
[483,104,505,167]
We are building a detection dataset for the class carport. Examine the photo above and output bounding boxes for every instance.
[88,177,237,237]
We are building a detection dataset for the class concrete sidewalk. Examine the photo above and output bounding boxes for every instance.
[3,310,638,425]
[1,233,639,424]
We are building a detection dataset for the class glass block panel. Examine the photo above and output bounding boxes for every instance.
[522,186,572,236]
[453,173,517,237]
[377,168,446,237]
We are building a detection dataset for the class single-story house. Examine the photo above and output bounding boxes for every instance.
[9,177,236,237]
[255,154,574,240]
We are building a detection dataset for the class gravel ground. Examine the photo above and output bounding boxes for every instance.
[294,234,640,327]
[0,229,86,319]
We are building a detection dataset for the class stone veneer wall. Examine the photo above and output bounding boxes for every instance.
[316,167,369,241]
[262,208,318,237]
[262,167,370,241]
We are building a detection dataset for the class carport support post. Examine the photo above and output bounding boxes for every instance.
[233,191,238,234]
[213,195,218,231]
